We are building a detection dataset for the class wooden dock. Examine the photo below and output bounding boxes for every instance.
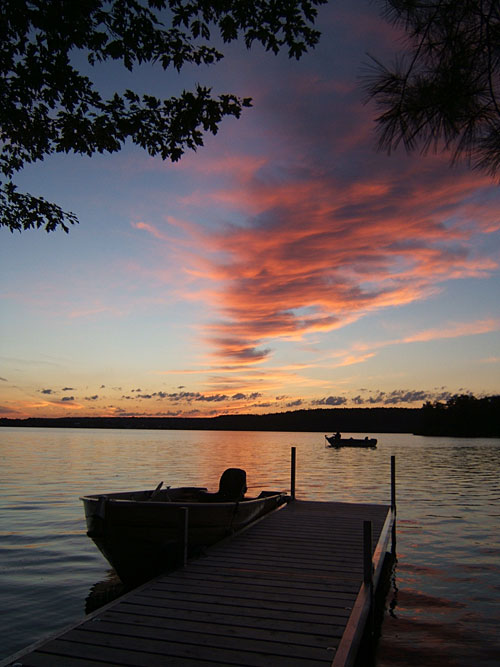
[2,500,394,667]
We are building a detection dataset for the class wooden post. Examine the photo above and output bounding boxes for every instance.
[290,446,296,501]
[177,506,189,568]
[363,520,373,585]
[391,455,396,513]
[391,455,397,555]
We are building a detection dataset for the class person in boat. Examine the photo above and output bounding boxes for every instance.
[335,431,341,440]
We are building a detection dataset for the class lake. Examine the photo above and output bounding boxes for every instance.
[0,427,499,665]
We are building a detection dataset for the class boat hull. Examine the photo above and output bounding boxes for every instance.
[325,435,377,448]
[82,487,287,584]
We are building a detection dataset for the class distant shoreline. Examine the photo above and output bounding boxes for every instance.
[1,403,499,437]
[0,407,419,433]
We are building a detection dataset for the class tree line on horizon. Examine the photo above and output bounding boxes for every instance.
[419,394,500,438]
[1,395,498,437]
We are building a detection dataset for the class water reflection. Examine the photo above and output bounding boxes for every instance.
[85,570,129,615]
[1,428,499,665]
[356,552,397,667]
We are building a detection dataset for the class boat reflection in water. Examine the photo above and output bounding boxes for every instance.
[85,570,128,615]
[81,468,288,585]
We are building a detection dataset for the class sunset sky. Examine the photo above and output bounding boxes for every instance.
[1,0,499,420]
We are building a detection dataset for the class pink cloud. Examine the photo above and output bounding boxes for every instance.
[175,152,268,180]
[328,318,500,369]
[126,3,500,377]
[175,161,499,369]
[132,221,171,241]
[403,319,500,344]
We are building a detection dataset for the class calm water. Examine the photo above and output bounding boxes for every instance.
[0,428,499,665]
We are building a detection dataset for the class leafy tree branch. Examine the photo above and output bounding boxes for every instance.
[1,0,326,232]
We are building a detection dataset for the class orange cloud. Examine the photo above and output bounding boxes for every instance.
[403,319,500,343]
[176,162,499,370]
[124,46,499,381]
[334,351,377,367]
[326,318,500,369]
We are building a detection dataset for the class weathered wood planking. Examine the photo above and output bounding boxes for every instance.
[2,500,394,667]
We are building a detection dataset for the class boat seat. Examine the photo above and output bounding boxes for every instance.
[198,468,247,502]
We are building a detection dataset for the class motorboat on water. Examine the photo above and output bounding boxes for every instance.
[325,433,377,448]
[81,468,288,584]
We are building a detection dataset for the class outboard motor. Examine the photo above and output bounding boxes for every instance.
[199,468,247,502]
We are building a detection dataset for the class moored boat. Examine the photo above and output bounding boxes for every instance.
[325,434,377,448]
[81,468,288,584]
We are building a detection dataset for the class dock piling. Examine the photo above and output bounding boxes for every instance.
[390,455,397,555]
[390,455,396,513]
[290,446,296,501]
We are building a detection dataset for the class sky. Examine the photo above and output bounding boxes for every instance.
[1,0,499,420]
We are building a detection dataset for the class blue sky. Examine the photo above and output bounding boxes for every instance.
[1,0,499,418]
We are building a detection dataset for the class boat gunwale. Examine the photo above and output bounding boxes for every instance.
[80,490,288,509]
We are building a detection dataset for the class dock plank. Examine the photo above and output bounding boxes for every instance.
[100,609,343,645]
[2,500,394,667]
[105,603,345,636]
[122,593,351,624]
[75,618,332,660]
[134,585,355,613]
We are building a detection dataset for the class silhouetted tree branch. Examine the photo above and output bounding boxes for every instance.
[365,0,500,177]
[1,0,326,232]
